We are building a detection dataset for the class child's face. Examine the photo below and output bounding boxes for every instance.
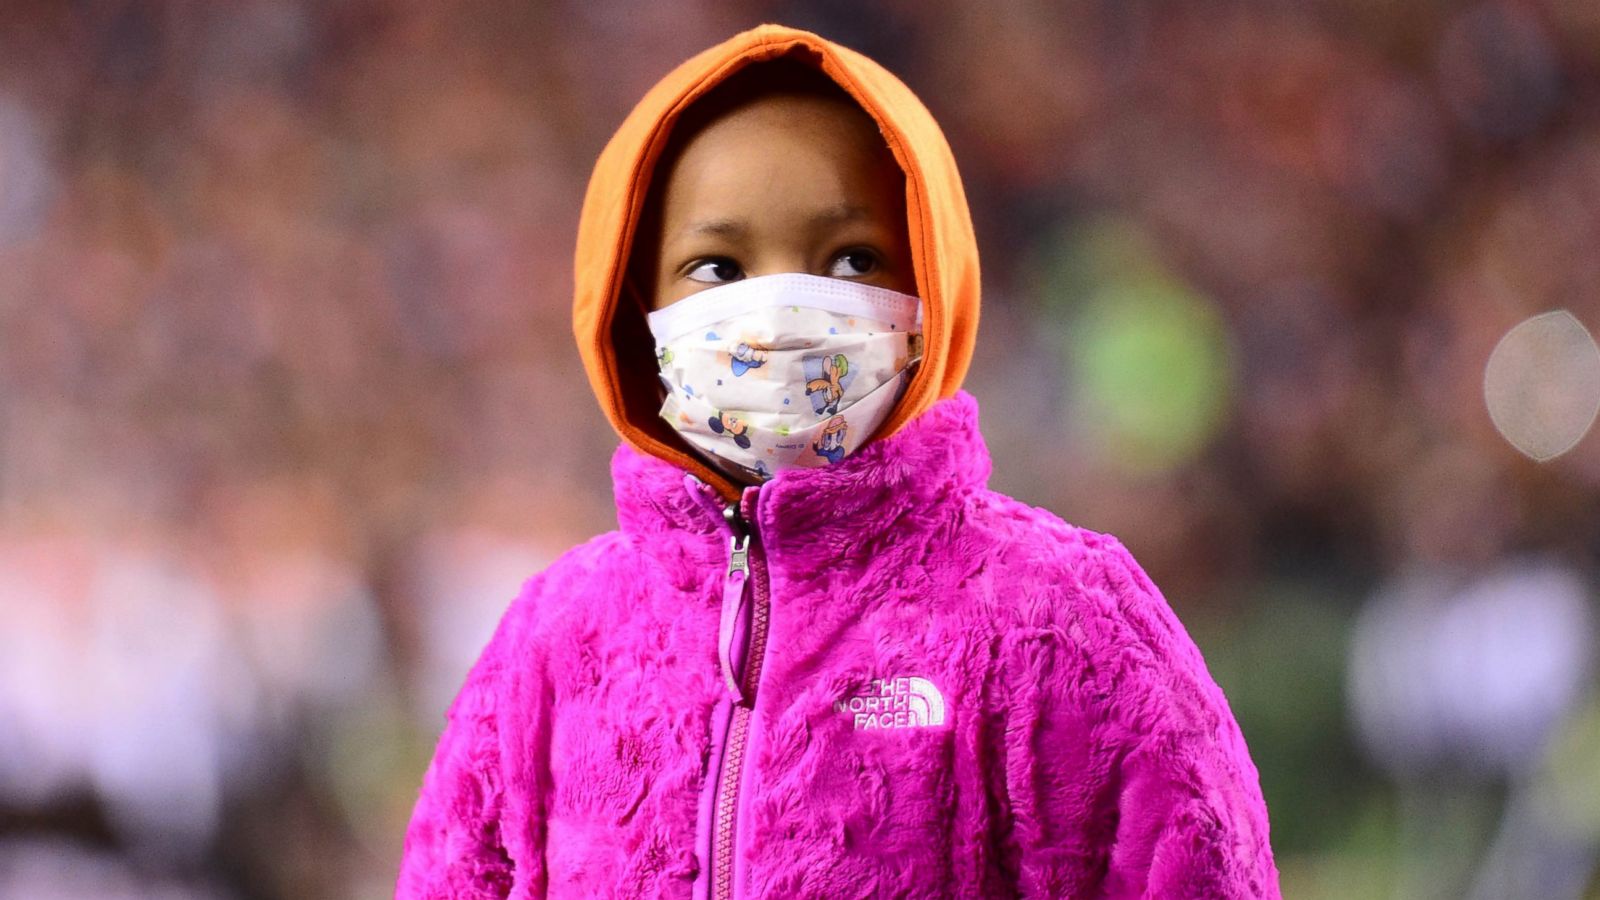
[646,92,914,310]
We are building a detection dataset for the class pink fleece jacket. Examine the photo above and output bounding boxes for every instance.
[395,391,1279,898]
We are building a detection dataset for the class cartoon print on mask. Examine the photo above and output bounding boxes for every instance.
[813,415,848,464]
[656,346,674,369]
[708,410,753,449]
[730,342,769,376]
[803,353,853,416]
[752,459,772,480]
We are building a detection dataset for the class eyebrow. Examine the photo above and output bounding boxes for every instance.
[682,217,748,239]
[808,203,872,226]
[675,204,875,241]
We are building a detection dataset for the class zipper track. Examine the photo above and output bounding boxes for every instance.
[742,554,772,690]
[710,491,772,899]
[713,707,751,898]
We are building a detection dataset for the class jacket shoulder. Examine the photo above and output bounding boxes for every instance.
[964,490,1225,734]
[396,534,634,896]
[960,489,1142,620]
[501,529,633,649]
[968,492,1279,895]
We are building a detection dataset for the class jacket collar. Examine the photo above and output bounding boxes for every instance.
[612,391,991,565]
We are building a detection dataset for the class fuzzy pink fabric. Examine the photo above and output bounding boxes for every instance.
[396,391,1279,898]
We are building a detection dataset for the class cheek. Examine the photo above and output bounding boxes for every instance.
[873,260,918,297]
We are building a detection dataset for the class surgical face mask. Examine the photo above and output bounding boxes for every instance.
[646,272,923,481]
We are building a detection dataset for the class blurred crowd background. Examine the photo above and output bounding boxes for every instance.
[4,1,1600,897]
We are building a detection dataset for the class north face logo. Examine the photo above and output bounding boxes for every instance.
[833,676,946,730]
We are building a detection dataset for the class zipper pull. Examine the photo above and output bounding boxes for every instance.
[719,533,751,702]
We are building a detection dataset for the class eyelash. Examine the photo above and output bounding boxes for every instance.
[683,248,882,284]
[685,257,742,284]
[827,248,881,278]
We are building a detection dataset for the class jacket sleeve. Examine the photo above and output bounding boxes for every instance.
[1000,535,1280,899]
[396,587,551,899]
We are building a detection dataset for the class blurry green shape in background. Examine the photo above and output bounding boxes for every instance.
[1036,219,1234,475]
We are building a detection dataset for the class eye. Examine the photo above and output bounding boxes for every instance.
[825,249,880,279]
[686,258,743,284]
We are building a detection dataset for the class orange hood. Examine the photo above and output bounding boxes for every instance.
[572,23,981,500]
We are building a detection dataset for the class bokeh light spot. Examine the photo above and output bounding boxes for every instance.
[1483,310,1600,461]
[1040,220,1234,474]
[1075,281,1230,473]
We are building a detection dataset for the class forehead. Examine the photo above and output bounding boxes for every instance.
[658,93,902,225]
[676,91,888,162]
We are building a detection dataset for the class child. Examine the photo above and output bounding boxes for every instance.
[398,24,1279,899]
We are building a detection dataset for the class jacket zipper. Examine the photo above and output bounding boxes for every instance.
[710,487,771,900]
